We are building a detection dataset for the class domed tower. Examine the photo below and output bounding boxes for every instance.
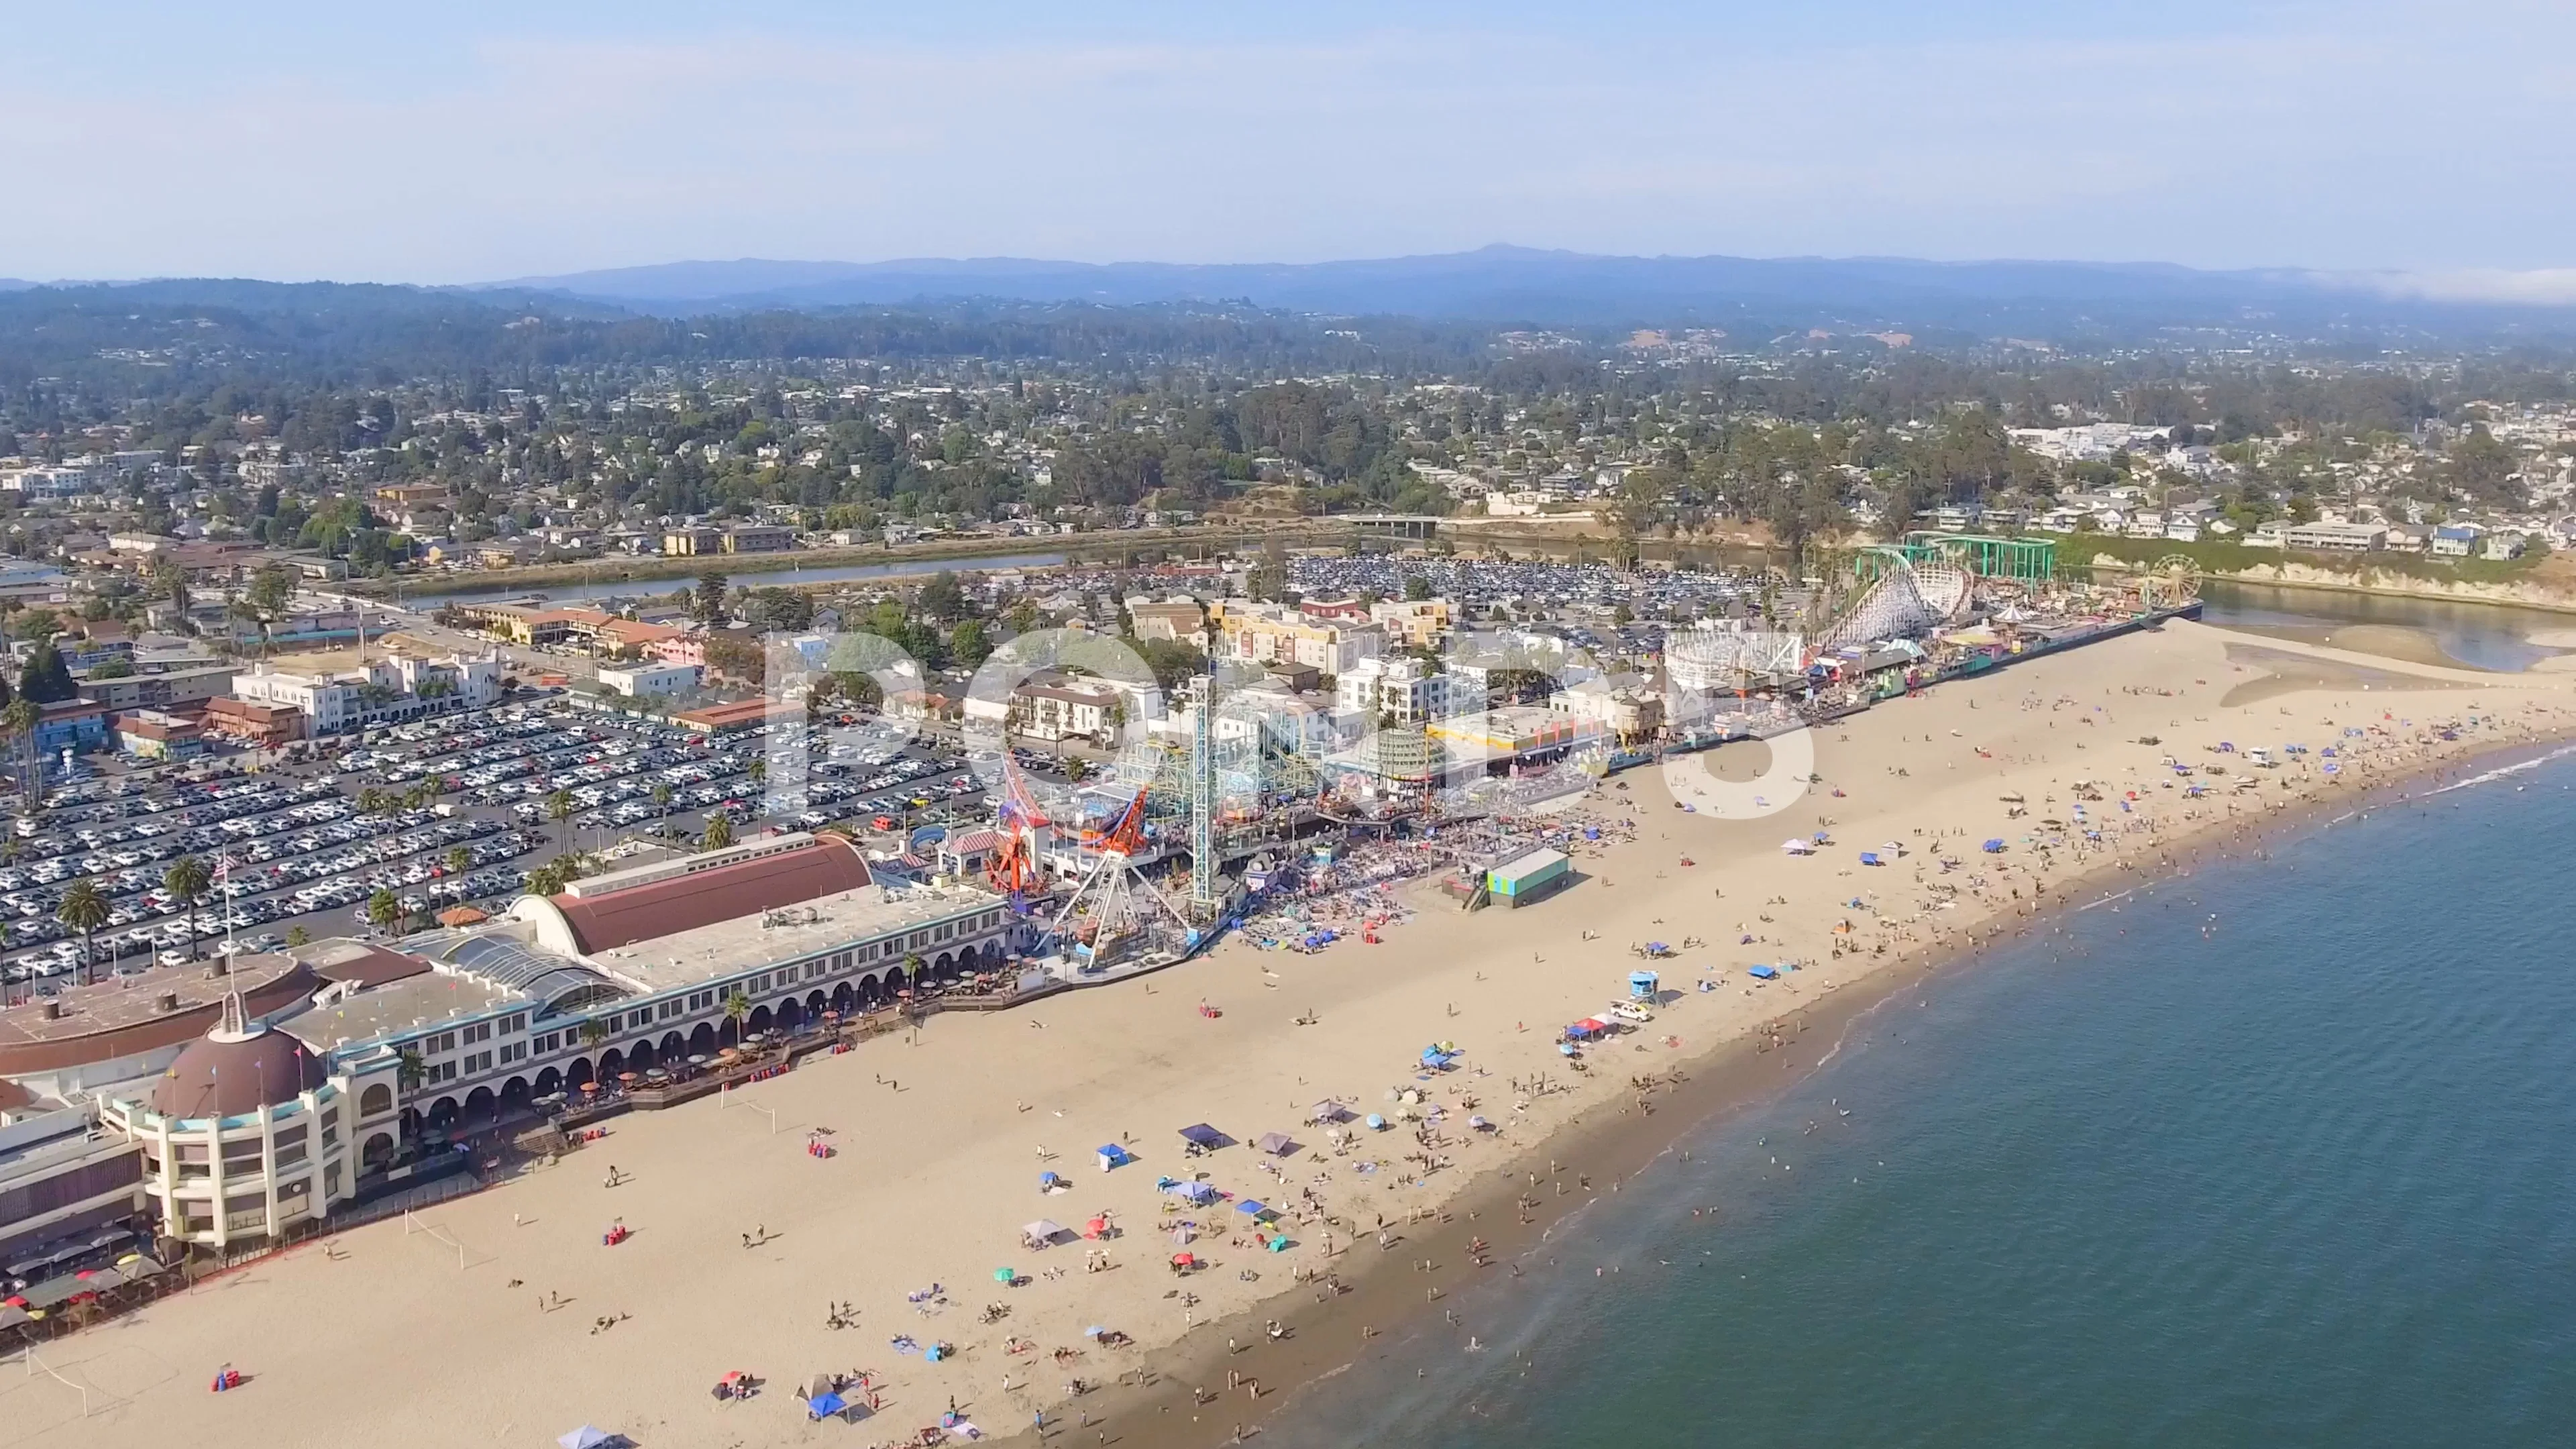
[105,990,357,1252]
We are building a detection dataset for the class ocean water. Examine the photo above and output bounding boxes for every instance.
[1268,753,2576,1448]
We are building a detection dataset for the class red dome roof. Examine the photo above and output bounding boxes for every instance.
[150,992,324,1119]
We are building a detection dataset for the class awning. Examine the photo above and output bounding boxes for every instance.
[1022,1220,1066,1242]
[1177,1124,1228,1148]
[1253,1132,1295,1156]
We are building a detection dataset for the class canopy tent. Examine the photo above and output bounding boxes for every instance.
[1780,839,1815,855]
[1095,1144,1135,1171]
[1234,1200,1276,1222]
[1748,965,1780,980]
[559,1427,614,1449]
[0,1305,30,1331]
[1982,839,2006,853]
[1038,1171,1065,1191]
[1022,1220,1068,1246]
[1253,1132,1297,1157]
[1177,1124,1230,1149]
[1307,1100,1352,1124]
[807,1392,847,1419]
[1858,851,1883,866]
[1159,1178,1219,1205]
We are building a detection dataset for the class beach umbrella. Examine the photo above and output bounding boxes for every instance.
[558,1428,613,1449]
[1085,1325,1108,1338]
[994,1267,1018,1283]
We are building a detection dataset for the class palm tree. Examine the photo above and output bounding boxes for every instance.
[355,786,385,816]
[651,782,673,838]
[366,888,401,936]
[163,855,212,960]
[3,696,37,804]
[722,989,750,1039]
[700,814,734,853]
[284,924,311,948]
[445,846,472,877]
[546,788,574,853]
[395,1048,425,1094]
[578,1018,609,1052]
[56,879,108,988]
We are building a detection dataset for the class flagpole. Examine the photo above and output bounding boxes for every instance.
[219,853,237,962]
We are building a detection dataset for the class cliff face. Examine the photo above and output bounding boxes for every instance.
[2090,553,2576,614]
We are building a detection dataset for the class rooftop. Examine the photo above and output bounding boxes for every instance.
[582,877,1002,994]
[279,969,523,1059]
[0,955,305,1049]
[533,832,877,955]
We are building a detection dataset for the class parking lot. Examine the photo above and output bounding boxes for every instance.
[1,693,991,996]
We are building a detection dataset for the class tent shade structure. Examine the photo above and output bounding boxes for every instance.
[1177,1123,1230,1150]
[1859,851,1882,866]
[1096,1144,1135,1171]
[1308,1099,1352,1124]
[1485,847,1573,908]
[1253,1132,1296,1157]
[807,1391,847,1419]
[559,1428,614,1449]
[1159,1177,1219,1205]
[1748,964,1780,980]
[1038,1171,1064,1191]
[1023,1220,1068,1246]
[1982,839,2006,853]
[1236,1200,1275,1221]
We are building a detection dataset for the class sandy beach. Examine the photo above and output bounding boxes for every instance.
[14,618,2576,1449]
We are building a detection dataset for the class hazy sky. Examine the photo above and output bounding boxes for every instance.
[7,1,2573,284]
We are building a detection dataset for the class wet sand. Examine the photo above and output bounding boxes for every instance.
[18,621,2576,1449]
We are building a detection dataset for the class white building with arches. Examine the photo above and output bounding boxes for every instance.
[276,832,1019,1154]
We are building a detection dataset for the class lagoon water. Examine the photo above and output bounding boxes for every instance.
[1268,753,2576,1448]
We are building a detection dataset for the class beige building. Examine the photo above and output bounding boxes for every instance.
[1210,600,1385,676]
[97,992,383,1251]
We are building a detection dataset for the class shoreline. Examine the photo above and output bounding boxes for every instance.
[1065,716,2576,1449]
[36,621,2576,1449]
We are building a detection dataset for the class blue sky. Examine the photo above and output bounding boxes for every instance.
[7,1,2572,288]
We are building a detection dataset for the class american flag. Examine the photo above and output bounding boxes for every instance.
[213,855,232,885]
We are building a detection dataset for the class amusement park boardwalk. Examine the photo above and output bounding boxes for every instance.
[14,621,2576,1449]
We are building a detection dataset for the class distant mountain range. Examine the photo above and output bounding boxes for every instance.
[476,245,2563,332]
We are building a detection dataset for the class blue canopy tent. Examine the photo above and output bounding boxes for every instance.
[1981,839,2006,853]
[1748,964,1780,980]
[1177,1124,1230,1153]
[808,1391,847,1420]
[1160,1178,1219,1205]
[1096,1144,1134,1171]
[1858,851,1882,866]
[1236,1200,1277,1222]
[1038,1171,1064,1192]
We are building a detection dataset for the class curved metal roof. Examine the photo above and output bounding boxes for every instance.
[436,935,627,1019]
